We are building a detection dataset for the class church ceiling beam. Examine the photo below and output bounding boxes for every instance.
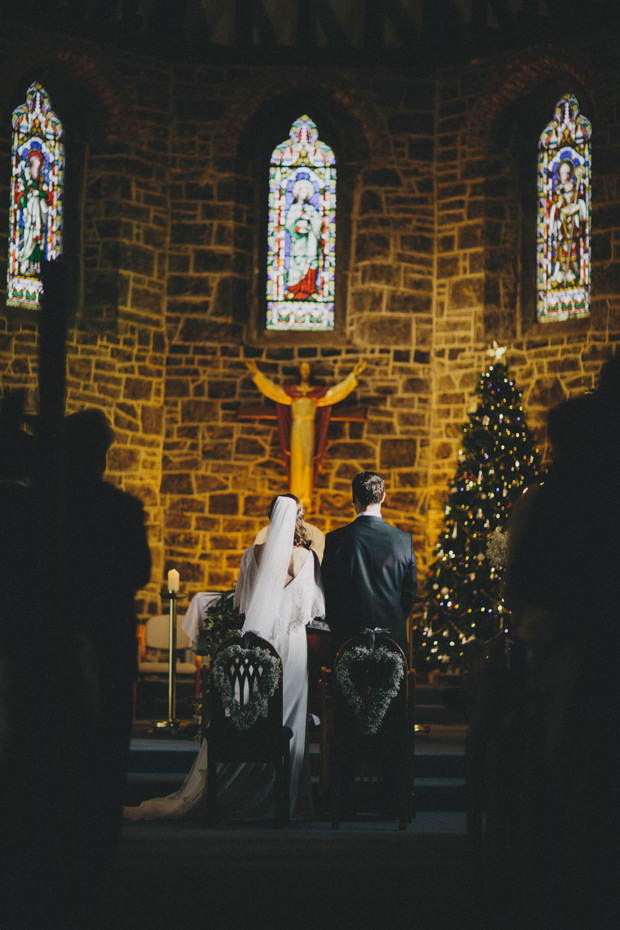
[2,0,616,60]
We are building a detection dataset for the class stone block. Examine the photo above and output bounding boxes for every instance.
[201,441,232,460]
[194,476,228,497]
[592,231,612,262]
[193,249,233,273]
[449,277,483,310]
[360,190,383,214]
[241,495,272,517]
[210,533,239,550]
[380,438,417,468]
[384,491,416,511]
[355,232,391,263]
[351,289,384,314]
[167,512,193,529]
[131,285,163,315]
[211,275,247,316]
[327,440,376,460]
[438,255,459,278]
[527,377,567,408]
[181,399,218,421]
[362,168,402,188]
[206,380,236,399]
[209,493,239,515]
[458,225,483,250]
[167,274,213,298]
[68,358,93,380]
[408,139,434,161]
[141,405,163,435]
[432,441,455,460]
[386,292,426,314]
[206,570,237,588]
[125,377,153,400]
[107,446,140,472]
[400,234,433,254]
[358,316,413,346]
[170,222,213,246]
[361,264,401,287]
[366,416,398,436]
[595,261,620,294]
[234,437,266,458]
[161,473,194,494]
[178,319,235,342]
[403,377,431,392]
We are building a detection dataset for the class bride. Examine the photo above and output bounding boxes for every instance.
[124,494,325,821]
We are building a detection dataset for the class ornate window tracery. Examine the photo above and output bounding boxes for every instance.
[7,83,64,309]
[267,115,336,331]
[537,93,591,322]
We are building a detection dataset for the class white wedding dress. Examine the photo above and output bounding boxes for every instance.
[124,539,324,822]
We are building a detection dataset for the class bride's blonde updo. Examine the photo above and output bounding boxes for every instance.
[269,493,311,549]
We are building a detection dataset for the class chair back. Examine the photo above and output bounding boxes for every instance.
[333,632,409,759]
[207,632,286,762]
[138,614,198,676]
[144,613,192,653]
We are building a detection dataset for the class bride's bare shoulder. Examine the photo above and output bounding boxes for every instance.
[290,545,310,573]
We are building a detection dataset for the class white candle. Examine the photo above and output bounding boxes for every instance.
[167,569,180,593]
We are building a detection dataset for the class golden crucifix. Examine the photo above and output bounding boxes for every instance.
[240,360,366,511]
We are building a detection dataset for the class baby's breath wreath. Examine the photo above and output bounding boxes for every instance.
[336,646,405,734]
[211,644,281,731]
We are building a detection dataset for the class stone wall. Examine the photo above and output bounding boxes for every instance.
[1,26,619,615]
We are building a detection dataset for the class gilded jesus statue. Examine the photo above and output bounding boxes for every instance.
[245,359,366,510]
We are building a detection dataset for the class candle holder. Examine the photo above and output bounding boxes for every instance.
[154,591,181,730]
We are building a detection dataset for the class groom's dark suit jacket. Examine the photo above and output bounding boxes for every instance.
[322,514,417,658]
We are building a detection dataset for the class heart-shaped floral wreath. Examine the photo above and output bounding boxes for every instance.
[335,645,405,734]
[211,644,281,731]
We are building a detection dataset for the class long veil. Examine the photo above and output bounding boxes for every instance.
[237,495,297,638]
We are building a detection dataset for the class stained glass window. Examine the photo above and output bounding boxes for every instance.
[267,115,336,331]
[537,94,591,322]
[7,83,64,310]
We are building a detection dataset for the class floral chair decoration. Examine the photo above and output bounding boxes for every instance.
[203,631,293,824]
[330,630,415,830]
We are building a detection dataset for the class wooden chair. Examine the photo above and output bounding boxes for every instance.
[203,632,293,825]
[135,614,201,718]
[330,632,414,830]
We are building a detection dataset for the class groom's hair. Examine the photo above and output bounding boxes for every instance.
[352,471,384,506]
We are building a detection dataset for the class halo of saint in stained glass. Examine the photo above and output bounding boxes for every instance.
[537,94,591,322]
[267,115,336,331]
[7,83,64,310]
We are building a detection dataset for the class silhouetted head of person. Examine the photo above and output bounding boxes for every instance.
[548,349,620,471]
[0,388,33,483]
[63,408,114,481]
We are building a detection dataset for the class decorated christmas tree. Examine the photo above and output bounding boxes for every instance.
[416,346,542,670]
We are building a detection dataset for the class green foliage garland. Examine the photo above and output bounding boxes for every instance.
[194,590,239,660]
[336,646,405,734]
[211,644,281,731]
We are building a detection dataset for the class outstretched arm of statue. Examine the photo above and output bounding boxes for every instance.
[245,359,291,405]
[317,360,366,407]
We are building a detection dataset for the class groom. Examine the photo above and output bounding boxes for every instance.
[322,471,417,659]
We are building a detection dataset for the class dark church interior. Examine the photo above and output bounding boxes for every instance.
[1,2,619,928]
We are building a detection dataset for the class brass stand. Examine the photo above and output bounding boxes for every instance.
[155,591,180,730]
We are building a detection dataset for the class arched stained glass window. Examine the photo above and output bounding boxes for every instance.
[267,116,336,331]
[7,83,64,310]
[537,94,591,322]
